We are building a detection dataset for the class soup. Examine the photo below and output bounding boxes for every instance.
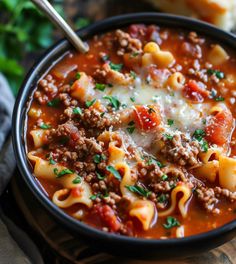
[26,24,236,239]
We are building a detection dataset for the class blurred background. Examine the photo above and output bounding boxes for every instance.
[0,0,158,96]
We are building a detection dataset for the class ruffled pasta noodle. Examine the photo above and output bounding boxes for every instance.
[159,183,192,218]
[27,152,93,208]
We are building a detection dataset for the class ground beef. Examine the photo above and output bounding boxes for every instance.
[115,29,142,56]
[188,32,205,45]
[160,133,200,167]
[195,186,220,214]
[80,108,112,130]
[214,187,236,202]
[93,62,134,86]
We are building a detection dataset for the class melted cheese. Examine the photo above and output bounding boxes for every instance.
[95,77,207,133]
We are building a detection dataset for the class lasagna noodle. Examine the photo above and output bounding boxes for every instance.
[27,152,93,208]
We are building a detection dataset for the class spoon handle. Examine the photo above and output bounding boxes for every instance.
[31,0,89,53]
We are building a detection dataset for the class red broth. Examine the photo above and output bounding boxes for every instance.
[26,25,236,239]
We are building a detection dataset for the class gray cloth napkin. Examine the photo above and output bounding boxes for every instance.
[0,74,44,264]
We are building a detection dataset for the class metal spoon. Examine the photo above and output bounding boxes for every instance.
[31,0,89,53]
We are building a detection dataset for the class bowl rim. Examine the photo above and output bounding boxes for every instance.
[12,12,236,247]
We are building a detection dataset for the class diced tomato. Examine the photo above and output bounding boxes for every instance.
[95,204,121,232]
[133,105,161,131]
[205,109,233,146]
[183,80,209,103]
[71,187,83,198]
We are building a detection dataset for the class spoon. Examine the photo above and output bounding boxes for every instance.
[31,0,89,53]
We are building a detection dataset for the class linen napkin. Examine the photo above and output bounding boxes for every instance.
[0,73,43,264]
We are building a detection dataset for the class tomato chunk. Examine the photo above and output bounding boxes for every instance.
[71,187,83,198]
[205,109,233,146]
[133,105,161,131]
[183,80,209,103]
[95,204,121,232]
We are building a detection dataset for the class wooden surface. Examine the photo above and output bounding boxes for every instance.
[20,0,236,263]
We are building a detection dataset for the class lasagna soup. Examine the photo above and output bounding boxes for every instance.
[26,24,236,239]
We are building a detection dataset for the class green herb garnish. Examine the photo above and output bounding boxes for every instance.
[163,134,173,140]
[73,107,82,115]
[103,96,120,110]
[101,54,109,62]
[96,172,105,180]
[109,62,123,71]
[207,69,225,79]
[130,71,137,79]
[39,123,51,129]
[106,165,121,180]
[72,176,82,184]
[85,99,96,108]
[54,168,74,178]
[125,185,151,198]
[215,96,225,101]
[193,129,205,141]
[75,72,81,79]
[95,83,106,91]
[93,154,106,164]
[157,194,167,203]
[147,157,164,168]
[127,126,135,134]
[163,216,180,229]
[47,98,60,107]
[49,157,56,165]
[167,119,174,126]
[130,96,135,102]
[161,174,168,181]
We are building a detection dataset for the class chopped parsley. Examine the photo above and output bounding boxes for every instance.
[193,129,205,141]
[103,96,120,110]
[130,51,139,57]
[39,123,51,129]
[90,194,100,200]
[75,72,81,79]
[54,168,74,178]
[202,118,206,125]
[73,107,82,115]
[127,120,135,134]
[210,89,225,102]
[85,99,96,108]
[163,216,180,229]
[121,103,128,109]
[96,172,105,180]
[130,96,135,102]
[192,129,208,153]
[106,165,121,180]
[49,157,56,165]
[47,98,60,107]
[72,176,82,184]
[130,71,137,79]
[109,62,123,72]
[100,112,105,118]
[163,134,174,140]
[146,157,165,168]
[201,140,209,153]
[157,194,167,203]
[93,154,106,164]
[161,174,168,181]
[127,126,135,134]
[215,96,225,101]
[207,69,225,79]
[95,83,106,91]
[125,185,151,198]
[167,119,174,126]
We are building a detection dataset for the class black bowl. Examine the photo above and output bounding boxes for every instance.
[12,13,236,259]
